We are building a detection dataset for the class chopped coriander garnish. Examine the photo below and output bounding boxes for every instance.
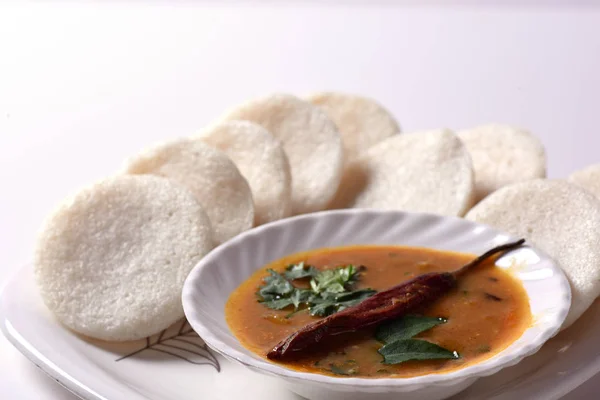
[257,262,375,317]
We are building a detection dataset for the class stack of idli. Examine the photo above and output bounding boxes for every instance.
[34,92,600,341]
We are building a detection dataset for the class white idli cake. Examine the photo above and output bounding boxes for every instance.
[466,179,600,329]
[569,163,600,199]
[219,93,343,215]
[330,129,475,216]
[34,175,214,341]
[458,124,546,201]
[306,92,400,162]
[124,138,254,245]
[197,120,292,225]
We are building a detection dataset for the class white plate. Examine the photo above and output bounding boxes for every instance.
[2,264,600,400]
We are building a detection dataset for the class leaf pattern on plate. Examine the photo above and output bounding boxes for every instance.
[115,319,220,371]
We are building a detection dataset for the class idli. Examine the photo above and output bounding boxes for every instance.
[466,179,600,329]
[307,92,400,161]
[34,175,214,341]
[569,163,600,200]
[197,120,292,225]
[458,124,546,201]
[330,129,475,216]
[219,93,343,214]
[124,138,254,244]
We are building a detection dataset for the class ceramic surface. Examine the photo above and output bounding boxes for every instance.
[183,210,571,400]
[1,263,598,400]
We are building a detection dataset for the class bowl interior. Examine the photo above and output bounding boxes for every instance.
[182,210,571,387]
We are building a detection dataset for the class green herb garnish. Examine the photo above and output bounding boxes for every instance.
[289,288,313,309]
[257,263,375,317]
[378,339,459,365]
[374,315,459,365]
[310,265,361,293]
[257,269,296,309]
[284,262,319,280]
[330,364,350,375]
[375,315,447,343]
[329,362,359,376]
[309,289,376,317]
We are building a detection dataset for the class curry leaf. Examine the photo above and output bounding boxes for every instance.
[284,262,319,280]
[375,315,447,344]
[378,339,459,365]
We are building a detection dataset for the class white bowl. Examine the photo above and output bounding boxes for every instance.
[182,210,571,400]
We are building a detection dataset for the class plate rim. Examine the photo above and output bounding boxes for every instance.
[1,270,98,400]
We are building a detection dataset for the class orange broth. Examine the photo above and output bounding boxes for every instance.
[225,245,531,378]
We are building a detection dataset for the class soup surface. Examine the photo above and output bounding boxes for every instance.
[225,245,531,378]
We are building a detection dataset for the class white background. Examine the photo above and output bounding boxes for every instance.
[1,1,599,398]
